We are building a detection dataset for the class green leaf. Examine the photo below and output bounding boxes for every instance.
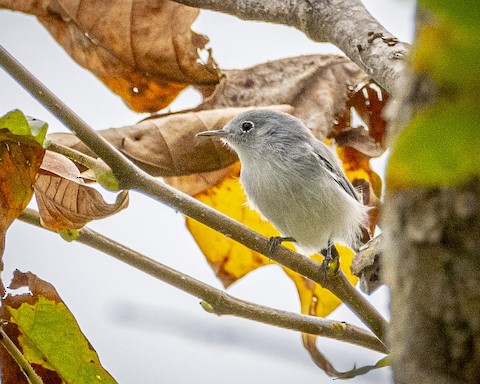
[58,228,80,242]
[0,109,30,136]
[340,355,390,379]
[92,162,120,191]
[27,116,49,146]
[8,296,117,384]
[388,102,480,189]
[420,0,480,29]
[0,110,48,145]
[413,21,480,92]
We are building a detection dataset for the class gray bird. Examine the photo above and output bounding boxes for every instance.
[197,109,369,259]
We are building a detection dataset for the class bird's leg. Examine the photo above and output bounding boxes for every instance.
[321,240,340,276]
[267,236,296,254]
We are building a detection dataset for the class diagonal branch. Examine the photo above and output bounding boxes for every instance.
[0,45,388,341]
[0,326,45,384]
[170,0,410,94]
[19,208,388,354]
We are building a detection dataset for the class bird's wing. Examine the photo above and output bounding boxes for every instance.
[313,142,361,202]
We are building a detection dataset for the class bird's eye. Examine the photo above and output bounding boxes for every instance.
[241,121,254,132]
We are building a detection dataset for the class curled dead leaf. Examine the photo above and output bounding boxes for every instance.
[0,0,220,112]
[333,126,384,157]
[34,151,129,230]
[302,333,345,377]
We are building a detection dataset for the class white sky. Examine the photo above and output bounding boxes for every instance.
[0,1,415,383]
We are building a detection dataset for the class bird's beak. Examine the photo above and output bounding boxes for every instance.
[196,129,228,137]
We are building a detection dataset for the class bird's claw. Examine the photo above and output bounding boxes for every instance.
[321,241,340,278]
[267,236,296,254]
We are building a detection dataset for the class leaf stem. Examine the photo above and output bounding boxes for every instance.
[47,141,101,171]
[0,326,44,384]
[18,208,388,354]
[0,45,387,342]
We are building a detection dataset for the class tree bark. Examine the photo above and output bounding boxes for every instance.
[384,181,480,384]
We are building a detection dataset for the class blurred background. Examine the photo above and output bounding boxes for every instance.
[0,1,415,382]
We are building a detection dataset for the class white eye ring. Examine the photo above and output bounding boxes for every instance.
[241,121,254,132]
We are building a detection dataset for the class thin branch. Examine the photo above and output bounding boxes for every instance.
[18,208,388,354]
[169,0,409,95]
[0,326,44,384]
[47,141,103,171]
[46,141,119,190]
[0,45,388,341]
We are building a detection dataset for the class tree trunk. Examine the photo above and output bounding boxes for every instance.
[385,180,480,384]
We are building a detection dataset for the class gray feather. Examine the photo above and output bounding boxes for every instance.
[312,141,360,202]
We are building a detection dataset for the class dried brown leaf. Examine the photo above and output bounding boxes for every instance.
[48,55,372,176]
[0,0,220,112]
[302,333,345,377]
[330,82,389,157]
[198,55,370,139]
[34,151,129,230]
[48,105,293,178]
[333,126,384,157]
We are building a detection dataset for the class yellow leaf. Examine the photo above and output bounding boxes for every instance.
[284,247,357,318]
[187,166,358,319]
[187,164,276,287]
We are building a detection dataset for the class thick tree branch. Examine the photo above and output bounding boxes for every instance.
[172,0,409,94]
[0,45,387,341]
[18,208,388,354]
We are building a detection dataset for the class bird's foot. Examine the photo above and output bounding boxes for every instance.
[267,236,296,254]
[321,241,340,278]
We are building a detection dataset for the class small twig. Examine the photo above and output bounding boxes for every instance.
[0,45,388,341]
[0,326,44,384]
[47,141,102,171]
[18,208,388,354]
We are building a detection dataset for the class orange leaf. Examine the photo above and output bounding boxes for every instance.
[34,151,128,230]
[337,146,382,234]
[1,0,220,112]
[0,129,45,294]
[330,81,389,157]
